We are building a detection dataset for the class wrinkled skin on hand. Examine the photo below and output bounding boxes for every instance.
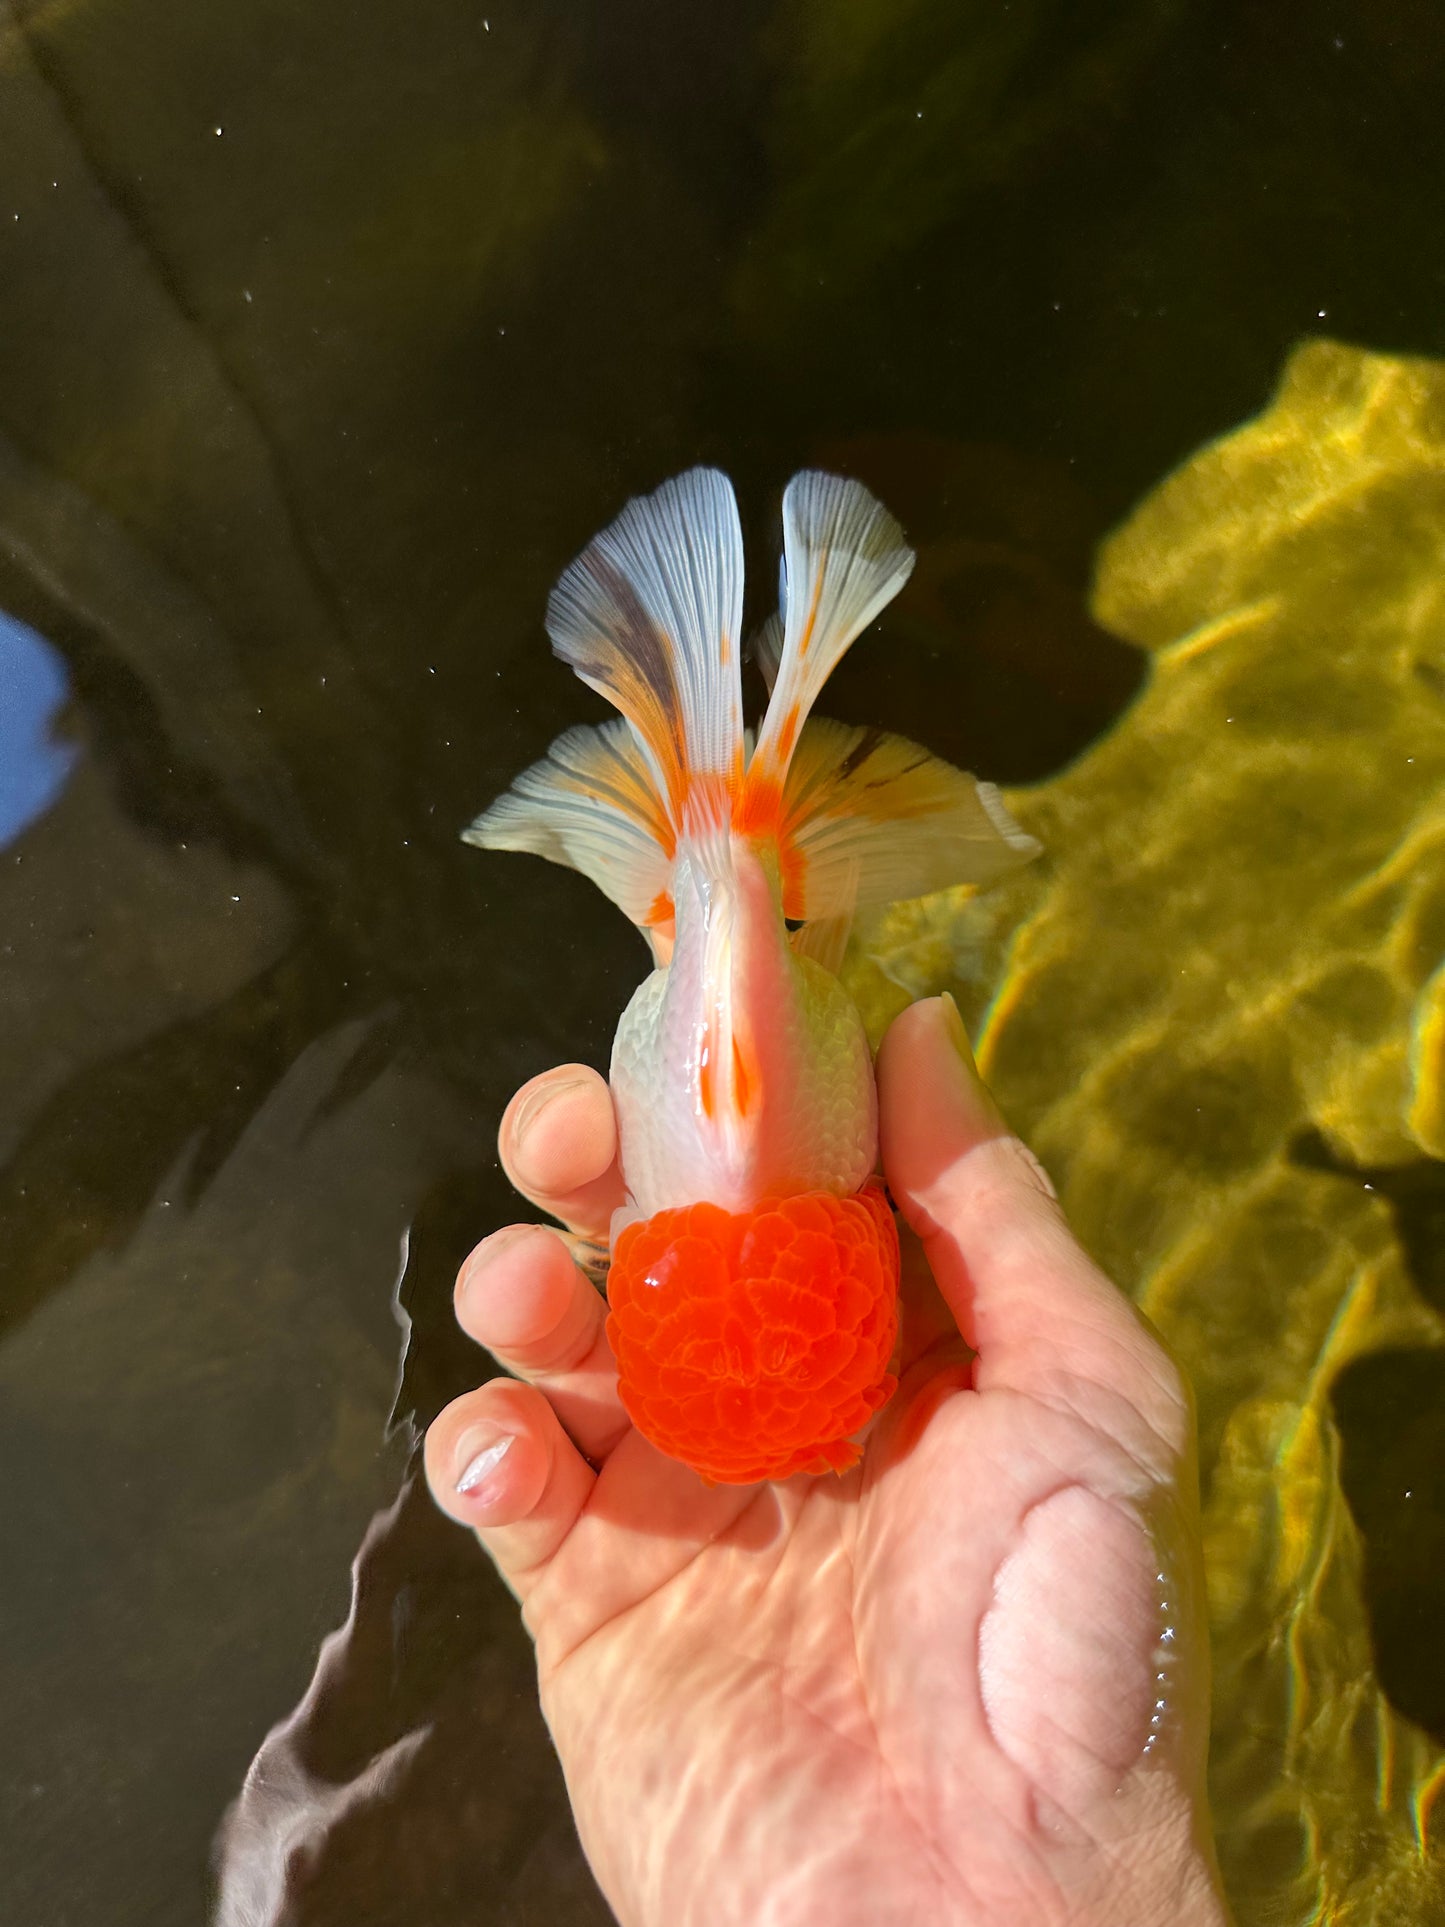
[425,999,1230,1927]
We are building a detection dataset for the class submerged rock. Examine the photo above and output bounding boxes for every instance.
[849,339,1445,1925]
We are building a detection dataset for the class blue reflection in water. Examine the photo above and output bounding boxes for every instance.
[0,609,79,847]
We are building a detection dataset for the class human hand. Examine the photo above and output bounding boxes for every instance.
[425,997,1231,1927]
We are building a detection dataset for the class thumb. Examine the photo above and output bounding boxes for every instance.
[877,997,1181,1440]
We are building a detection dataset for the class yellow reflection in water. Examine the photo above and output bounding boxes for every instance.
[848,340,1445,1923]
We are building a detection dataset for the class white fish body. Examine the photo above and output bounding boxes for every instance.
[609,832,876,1219]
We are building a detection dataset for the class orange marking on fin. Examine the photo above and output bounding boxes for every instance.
[775,702,801,764]
[644,889,674,926]
[596,646,688,820]
[719,631,732,667]
[797,569,824,659]
[556,732,677,858]
[736,770,784,837]
[736,766,809,913]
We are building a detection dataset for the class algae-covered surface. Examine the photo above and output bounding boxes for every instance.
[851,340,1445,1923]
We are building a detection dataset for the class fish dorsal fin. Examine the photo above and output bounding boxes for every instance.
[463,719,675,930]
[546,468,745,828]
[776,719,1041,921]
[747,473,914,792]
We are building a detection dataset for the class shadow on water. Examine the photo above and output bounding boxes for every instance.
[3,0,1445,1920]
[212,1473,616,1927]
[1292,1130,1445,1746]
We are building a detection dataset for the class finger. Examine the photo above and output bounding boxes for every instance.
[524,1427,785,1663]
[499,1065,625,1238]
[456,1223,629,1462]
[895,1224,965,1374]
[877,997,1189,1461]
[425,1377,595,1604]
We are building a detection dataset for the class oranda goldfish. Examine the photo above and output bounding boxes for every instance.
[468,470,1038,1483]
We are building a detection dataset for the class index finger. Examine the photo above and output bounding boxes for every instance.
[876,996,1190,1472]
[499,1064,626,1239]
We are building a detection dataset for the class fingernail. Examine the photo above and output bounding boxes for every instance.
[459,1224,532,1298]
[455,1433,514,1502]
[939,993,979,1071]
[934,994,1011,1140]
[513,1076,586,1151]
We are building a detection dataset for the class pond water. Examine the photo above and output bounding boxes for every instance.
[2,2,1445,1922]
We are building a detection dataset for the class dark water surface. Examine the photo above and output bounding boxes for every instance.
[3,2,1445,1922]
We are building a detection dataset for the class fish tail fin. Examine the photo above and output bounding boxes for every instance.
[463,717,677,932]
[773,720,1041,923]
[464,468,748,927]
[736,471,1038,922]
[546,467,745,835]
[745,472,914,800]
[465,467,1039,934]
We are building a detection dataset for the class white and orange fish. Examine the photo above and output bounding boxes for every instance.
[468,470,1038,1482]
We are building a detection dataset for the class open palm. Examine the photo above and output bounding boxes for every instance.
[426,999,1228,1926]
